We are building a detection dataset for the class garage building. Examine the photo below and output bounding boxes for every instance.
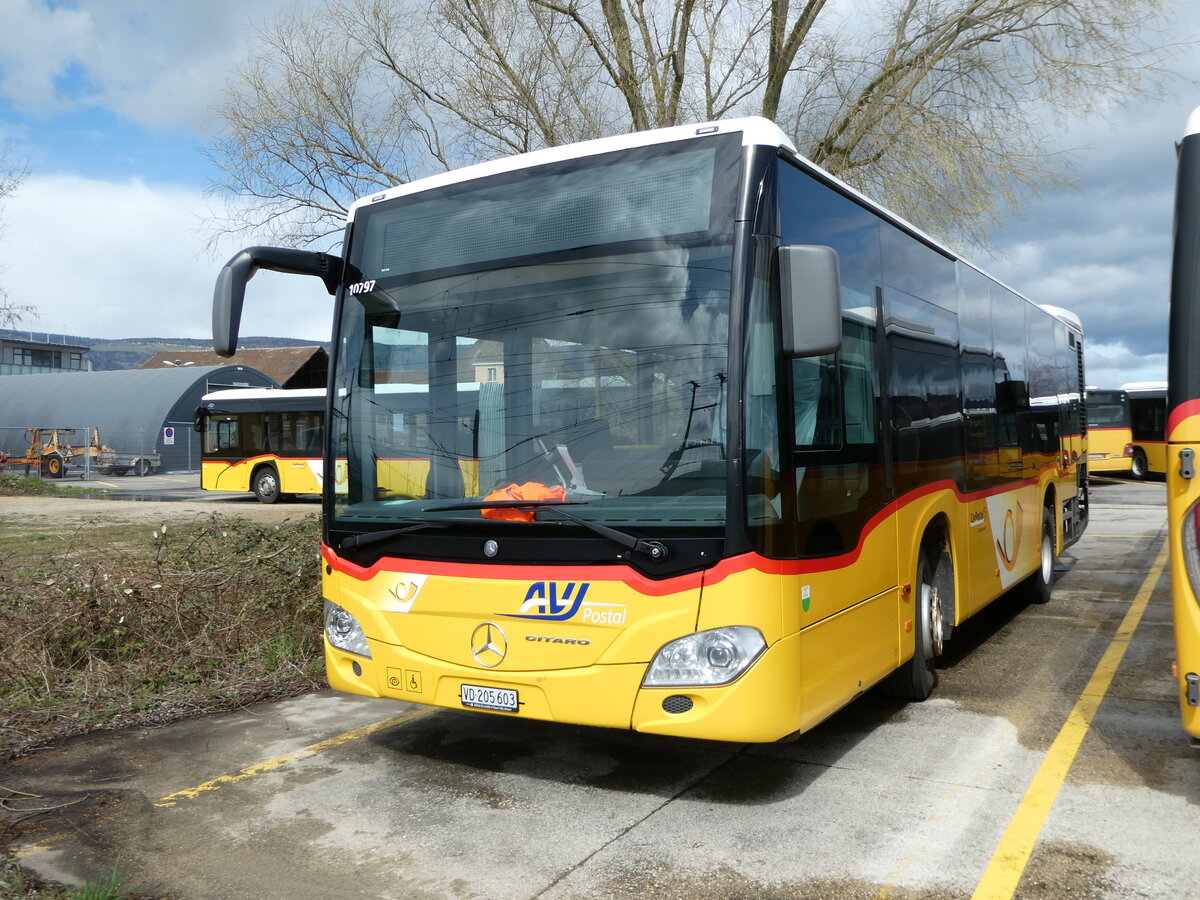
[0,365,275,474]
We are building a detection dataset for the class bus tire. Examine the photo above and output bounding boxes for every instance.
[252,466,282,504]
[887,536,948,701]
[1021,507,1056,605]
[1131,447,1148,480]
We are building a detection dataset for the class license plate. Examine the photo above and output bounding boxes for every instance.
[460,683,519,712]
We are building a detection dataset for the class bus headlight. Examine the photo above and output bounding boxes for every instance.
[1182,501,1200,605]
[324,600,371,658]
[642,626,766,687]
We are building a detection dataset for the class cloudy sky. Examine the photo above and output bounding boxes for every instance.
[0,0,1197,390]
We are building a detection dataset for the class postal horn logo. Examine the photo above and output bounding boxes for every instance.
[996,501,1024,572]
[383,573,428,613]
[471,622,508,668]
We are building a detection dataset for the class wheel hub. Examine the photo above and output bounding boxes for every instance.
[927,583,944,658]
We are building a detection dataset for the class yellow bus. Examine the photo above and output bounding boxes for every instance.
[1085,388,1133,475]
[1122,381,1168,479]
[1167,106,1200,746]
[212,118,1088,742]
[196,388,325,503]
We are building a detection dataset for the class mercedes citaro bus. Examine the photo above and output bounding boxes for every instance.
[212,118,1087,742]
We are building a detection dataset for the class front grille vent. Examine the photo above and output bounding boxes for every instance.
[662,695,694,714]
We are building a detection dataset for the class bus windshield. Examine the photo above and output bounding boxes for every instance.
[331,137,739,537]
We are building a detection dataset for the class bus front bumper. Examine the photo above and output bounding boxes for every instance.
[325,632,806,743]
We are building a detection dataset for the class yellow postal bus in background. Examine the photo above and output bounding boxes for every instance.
[1122,381,1168,479]
[212,118,1088,742]
[196,385,482,503]
[1084,388,1133,475]
[196,388,325,503]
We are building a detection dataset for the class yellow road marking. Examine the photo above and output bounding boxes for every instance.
[13,839,63,859]
[970,538,1169,900]
[155,707,432,808]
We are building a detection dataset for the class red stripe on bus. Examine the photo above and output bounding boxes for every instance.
[1168,398,1200,438]
[324,472,1049,591]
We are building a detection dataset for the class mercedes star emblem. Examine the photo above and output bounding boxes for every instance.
[470,622,508,667]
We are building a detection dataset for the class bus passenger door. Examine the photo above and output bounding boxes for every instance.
[790,305,899,719]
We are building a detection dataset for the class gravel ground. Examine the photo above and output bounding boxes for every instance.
[0,495,318,530]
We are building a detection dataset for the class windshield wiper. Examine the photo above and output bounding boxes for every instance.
[429,499,669,562]
[339,520,454,551]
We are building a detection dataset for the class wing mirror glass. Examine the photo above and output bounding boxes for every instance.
[779,244,842,358]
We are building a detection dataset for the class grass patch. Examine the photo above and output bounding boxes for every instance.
[0,514,325,761]
[0,856,165,900]
[0,474,103,497]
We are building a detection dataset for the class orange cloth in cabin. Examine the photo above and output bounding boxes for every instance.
[480,482,566,521]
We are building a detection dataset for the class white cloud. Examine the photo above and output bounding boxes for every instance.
[1083,341,1168,391]
[3,174,334,343]
[0,0,326,134]
[0,0,93,114]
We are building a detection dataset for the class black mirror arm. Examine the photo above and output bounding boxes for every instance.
[212,246,345,357]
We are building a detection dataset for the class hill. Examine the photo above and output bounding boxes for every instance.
[86,336,329,371]
[0,330,328,371]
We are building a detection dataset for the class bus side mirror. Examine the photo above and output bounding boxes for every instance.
[779,244,842,357]
[193,408,205,433]
[213,246,344,357]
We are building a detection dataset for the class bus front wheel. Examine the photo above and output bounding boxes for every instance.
[252,466,281,504]
[888,535,949,701]
[1131,447,1148,480]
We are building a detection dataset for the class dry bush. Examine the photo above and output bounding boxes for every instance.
[0,515,325,759]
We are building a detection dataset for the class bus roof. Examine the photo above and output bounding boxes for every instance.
[348,117,796,216]
[346,117,1082,333]
[1121,380,1168,393]
[200,387,325,403]
[1038,304,1084,334]
[1187,105,1200,138]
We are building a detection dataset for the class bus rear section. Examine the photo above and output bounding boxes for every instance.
[1167,106,1200,744]
[196,388,326,503]
[1085,388,1133,475]
[216,117,1087,742]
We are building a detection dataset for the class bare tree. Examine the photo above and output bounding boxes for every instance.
[207,0,1180,248]
[0,145,30,328]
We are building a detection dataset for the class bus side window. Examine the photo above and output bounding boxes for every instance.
[792,354,841,448]
[219,418,238,451]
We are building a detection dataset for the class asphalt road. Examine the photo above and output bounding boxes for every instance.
[61,469,287,504]
[4,478,1195,900]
